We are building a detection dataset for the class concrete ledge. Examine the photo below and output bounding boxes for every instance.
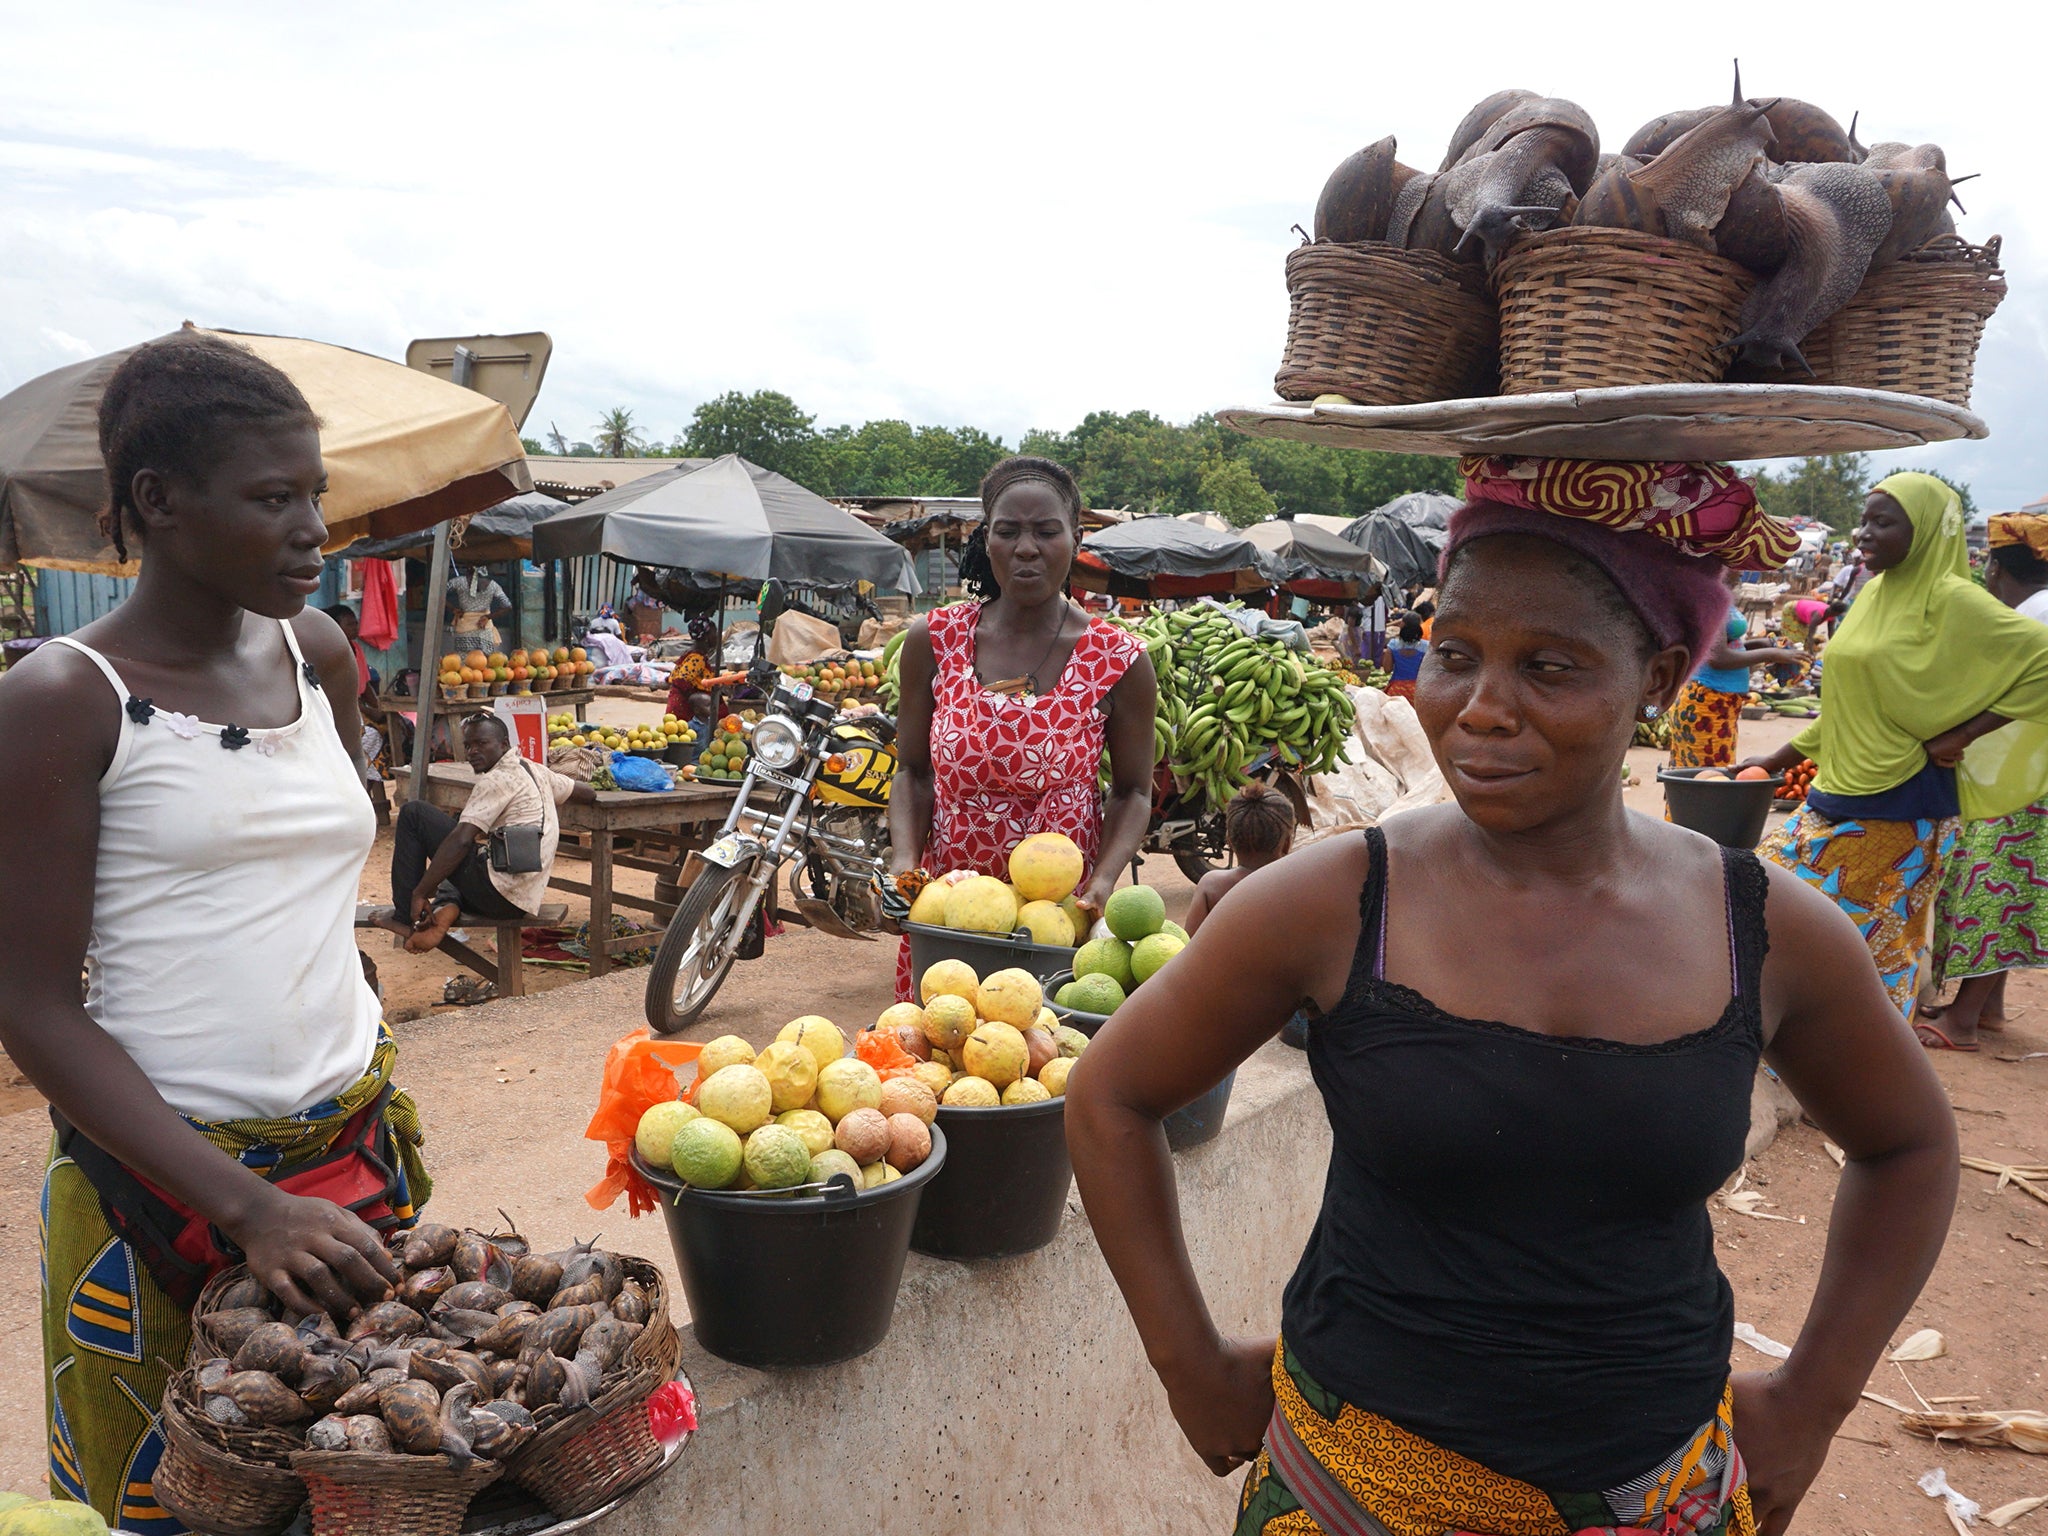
[601,1042,1331,1534]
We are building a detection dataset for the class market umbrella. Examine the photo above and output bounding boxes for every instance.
[331,489,570,565]
[1242,519,1385,601]
[530,454,922,592]
[1338,492,1456,590]
[1075,515,1282,598]
[0,325,532,573]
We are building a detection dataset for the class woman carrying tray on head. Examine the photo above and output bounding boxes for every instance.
[887,456,1158,1000]
[1740,473,2048,1033]
[0,334,427,1530]
[1069,455,1958,1536]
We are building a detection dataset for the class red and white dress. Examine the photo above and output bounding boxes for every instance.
[896,601,1145,999]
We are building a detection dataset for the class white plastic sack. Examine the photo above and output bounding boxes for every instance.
[766,610,844,666]
[1297,685,1449,845]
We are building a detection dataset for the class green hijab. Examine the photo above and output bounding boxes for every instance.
[1793,472,2048,817]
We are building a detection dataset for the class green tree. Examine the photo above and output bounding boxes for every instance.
[1198,457,1279,527]
[593,407,646,459]
[681,390,819,482]
[520,435,547,456]
[1752,454,1871,533]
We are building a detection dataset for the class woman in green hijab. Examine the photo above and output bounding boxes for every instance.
[1741,472,2048,1032]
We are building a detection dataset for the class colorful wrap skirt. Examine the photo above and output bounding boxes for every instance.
[1237,1342,1753,1536]
[1664,682,1743,771]
[1762,804,1958,1021]
[1936,802,2048,983]
[40,1029,427,1531]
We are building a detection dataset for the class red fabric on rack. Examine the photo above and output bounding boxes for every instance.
[359,559,400,651]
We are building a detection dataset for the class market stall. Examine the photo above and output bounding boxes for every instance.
[403,762,739,977]
[1072,515,1283,598]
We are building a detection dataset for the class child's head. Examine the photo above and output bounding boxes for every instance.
[1415,600,1435,620]
[1397,614,1424,644]
[1224,782,1296,869]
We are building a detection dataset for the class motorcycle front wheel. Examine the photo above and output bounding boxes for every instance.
[645,853,764,1035]
[1171,811,1233,883]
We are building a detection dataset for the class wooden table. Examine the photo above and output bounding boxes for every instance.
[397,762,740,977]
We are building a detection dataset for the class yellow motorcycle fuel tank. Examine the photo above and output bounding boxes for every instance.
[811,724,895,807]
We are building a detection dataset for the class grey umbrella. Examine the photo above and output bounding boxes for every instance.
[1076,516,1283,595]
[529,453,921,592]
[1339,492,1457,590]
[1242,519,1385,598]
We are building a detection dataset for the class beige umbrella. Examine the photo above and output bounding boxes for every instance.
[0,325,531,573]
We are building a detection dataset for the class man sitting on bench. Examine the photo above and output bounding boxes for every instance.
[372,713,596,953]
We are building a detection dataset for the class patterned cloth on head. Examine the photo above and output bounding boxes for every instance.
[1458,456,1801,571]
[1236,1341,1754,1536]
[1990,513,2048,561]
[893,600,1141,1000]
[1666,681,1742,770]
[1762,804,1958,1021]
[40,1029,426,1532]
[1936,803,2048,984]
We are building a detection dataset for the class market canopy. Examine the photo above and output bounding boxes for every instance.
[332,489,569,565]
[1339,492,1457,590]
[0,325,532,573]
[529,453,922,593]
[1242,519,1386,601]
[1074,516,1282,598]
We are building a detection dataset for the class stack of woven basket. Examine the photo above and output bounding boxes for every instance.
[1276,75,2002,409]
[154,1222,685,1536]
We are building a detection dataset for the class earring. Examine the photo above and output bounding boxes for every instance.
[1641,704,1661,720]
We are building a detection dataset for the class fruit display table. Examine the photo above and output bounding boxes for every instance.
[397,761,739,977]
[372,686,598,764]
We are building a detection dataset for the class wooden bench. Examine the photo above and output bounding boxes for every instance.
[353,902,568,1000]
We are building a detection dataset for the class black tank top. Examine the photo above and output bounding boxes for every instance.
[1280,827,1766,1490]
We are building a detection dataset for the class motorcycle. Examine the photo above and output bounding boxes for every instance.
[1141,752,1311,882]
[644,659,899,1034]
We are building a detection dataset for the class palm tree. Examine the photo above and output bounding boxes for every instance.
[593,408,646,459]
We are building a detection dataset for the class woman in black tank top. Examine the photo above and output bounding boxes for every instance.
[1069,495,1958,1536]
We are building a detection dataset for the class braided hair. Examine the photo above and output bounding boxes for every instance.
[959,455,1085,601]
[97,330,319,562]
[1224,782,1296,862]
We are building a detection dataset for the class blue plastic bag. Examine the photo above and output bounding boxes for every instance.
[608,751,673,792]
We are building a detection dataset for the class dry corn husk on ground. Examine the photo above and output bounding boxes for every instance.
[1987,1495,2048,1528]
[1898,1408,2048,1453]
[1962,1156,2048,1207]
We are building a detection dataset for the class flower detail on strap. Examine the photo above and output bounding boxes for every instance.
[253,732,284,757]
[124,696,155,725]
[302,661,323,688]
[220,725,251,751]
[160,711,202,740]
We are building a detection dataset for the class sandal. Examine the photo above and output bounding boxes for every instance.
[1914,1021,1979,1052]
[442,976,498,1007]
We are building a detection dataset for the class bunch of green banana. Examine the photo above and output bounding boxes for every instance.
[1124,605,1357,811]
[879,627,907,710]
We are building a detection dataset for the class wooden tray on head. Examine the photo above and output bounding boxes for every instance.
[1216,384,1987,463]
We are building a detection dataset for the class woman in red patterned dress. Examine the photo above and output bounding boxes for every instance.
[888,457,1159,1000]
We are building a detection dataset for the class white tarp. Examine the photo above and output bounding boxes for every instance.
[1297,685,1450,844]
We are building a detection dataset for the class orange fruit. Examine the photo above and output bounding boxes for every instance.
[570,647,588,663]
[1735,766,1770,781]
[464,651,487,671]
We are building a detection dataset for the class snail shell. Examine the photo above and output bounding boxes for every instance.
[487,1357,523,1398]
[334,1376,388,1417]
[526,1303,604,1360]
[438,1382,481,1469]
[224,1370,309,1425]
[510,1255,564,1306]
[195,1357,234,1393]
[232,1322,310,1380]
[547,1276,608,1311]
[432,1308,501,1344]
[611,1281,650,1327]
[439,1281,513,1314]
[202,1394,249,1426]
[470,1311,539,1359]
[307,1414,351,1452]
[348,1301,426,1341]
[397,1267,456,1310]
[214,1276,272,1312]
[380,1380,444,1454]
[207,1308,278,1356]
[345,1414,393,1454]
[400,1223,460,1270]
[1440,88,1539,171]
[298,1354,360,1416]
[524,1350,568,1409]
[577,1317,641,1376]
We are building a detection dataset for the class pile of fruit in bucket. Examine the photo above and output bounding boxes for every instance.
[549,713,697,754]
[897,960,1091,1105]
[438,647,595,700]
[695,716,752,781]
[1055,884,1187,1019]
[777,655,884,698]
[908,830,1091,948]
[1689,765,1775,783]
[635,1019,937,1193]
[1775,758,1817,804]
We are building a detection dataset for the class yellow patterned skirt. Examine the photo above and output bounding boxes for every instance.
[1237,1341,1753,1536]
[1664,681,1743,771]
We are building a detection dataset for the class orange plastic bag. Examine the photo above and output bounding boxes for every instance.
[854,1026,924,1083]
[585,1028,701,1217]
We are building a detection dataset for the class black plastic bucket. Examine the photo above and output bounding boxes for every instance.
[1042,968,1115,1037]
[1164,1071,1235,1151]
[1659,767,1783,849]
[910,1098,1070,1259]
[904,920,1076,987]
[663,738,703,768]
[634,1129,946,1369]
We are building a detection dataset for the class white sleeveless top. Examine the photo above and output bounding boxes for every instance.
[49,623,381,1122]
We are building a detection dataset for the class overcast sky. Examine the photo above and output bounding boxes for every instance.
[3,0,2042,508]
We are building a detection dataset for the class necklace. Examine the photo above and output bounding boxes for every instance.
[988,602,1073,697]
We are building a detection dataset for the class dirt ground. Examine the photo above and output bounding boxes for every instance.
[6,711,2047,1531]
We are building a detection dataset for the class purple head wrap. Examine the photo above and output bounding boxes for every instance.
[1441,500,1730,666]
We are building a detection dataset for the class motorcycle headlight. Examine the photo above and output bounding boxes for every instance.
[751,716,804,771]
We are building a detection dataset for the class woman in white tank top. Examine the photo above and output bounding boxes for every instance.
[0,333,427,1528]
